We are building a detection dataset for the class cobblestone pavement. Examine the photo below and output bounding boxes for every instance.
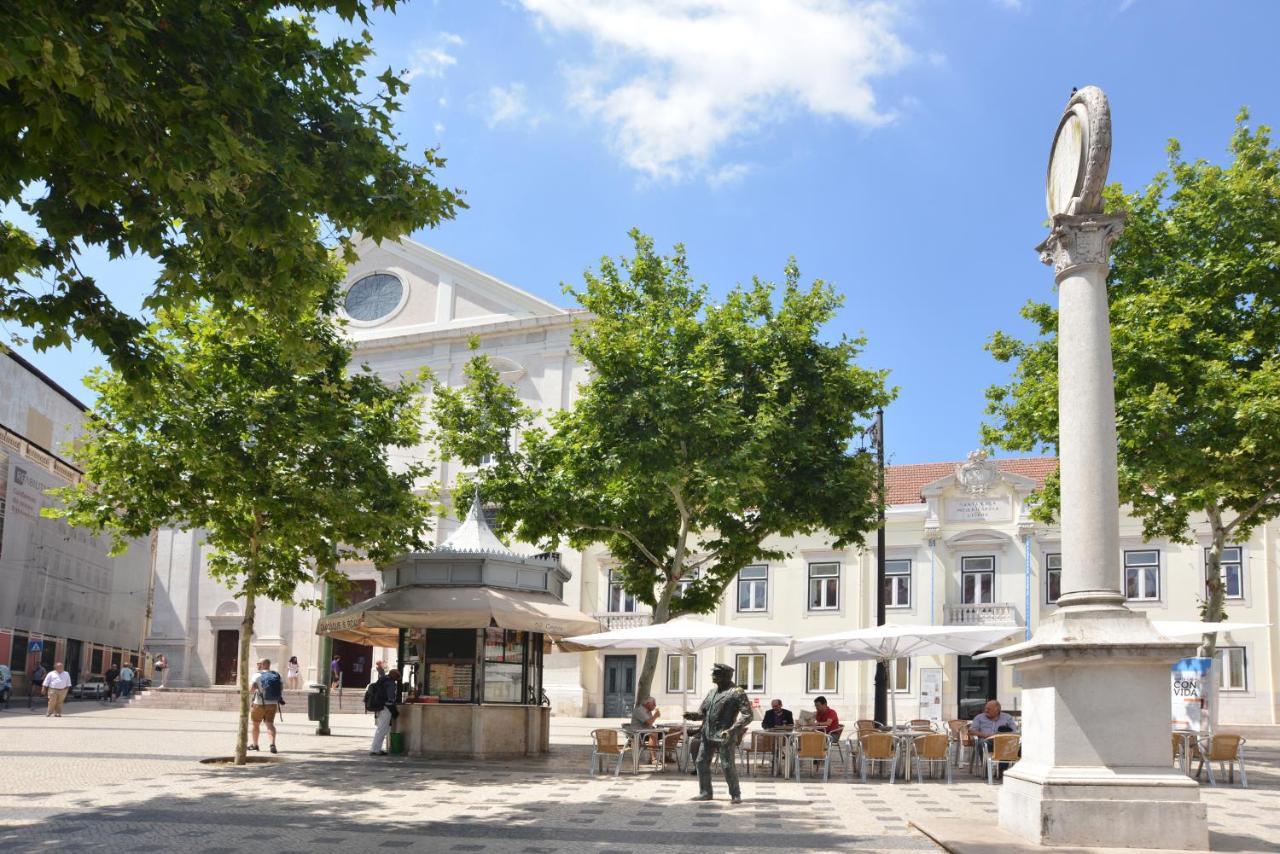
[2,702,1277,852]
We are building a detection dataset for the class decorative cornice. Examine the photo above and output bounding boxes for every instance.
[1036,212,1126,278]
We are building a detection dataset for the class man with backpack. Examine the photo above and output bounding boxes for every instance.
[250,658,284,754]
[366,667,400,756]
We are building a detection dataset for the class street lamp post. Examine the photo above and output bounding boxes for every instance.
[867,408,888,725]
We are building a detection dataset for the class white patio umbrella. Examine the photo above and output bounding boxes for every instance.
[563,615,792,712]
[781,624,1022,727]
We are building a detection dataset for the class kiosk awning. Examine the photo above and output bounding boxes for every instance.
[316,584,600,645]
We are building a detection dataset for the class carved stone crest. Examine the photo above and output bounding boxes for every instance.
[956,449,1000,496]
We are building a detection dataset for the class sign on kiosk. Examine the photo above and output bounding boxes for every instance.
[1171,657,1217,733]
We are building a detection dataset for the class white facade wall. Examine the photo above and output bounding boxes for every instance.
[161,238,1280,726]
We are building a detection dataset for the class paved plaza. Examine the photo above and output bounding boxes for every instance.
[2,701,1278,853]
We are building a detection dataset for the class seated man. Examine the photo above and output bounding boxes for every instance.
[761,699,794,730]
[969,699,1019,771]
[813,696,843,739]
[626,696,662,758]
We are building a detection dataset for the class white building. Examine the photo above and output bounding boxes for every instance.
[0,352,153,694]
[156,237,1280,725]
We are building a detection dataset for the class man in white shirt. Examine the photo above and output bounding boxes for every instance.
[118,663,135,699]
[42,662,72,717]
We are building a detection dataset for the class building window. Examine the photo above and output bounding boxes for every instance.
[1046,553,1062,604]
[890,658,910,693]
[607,571,636,613]
[737,565,768,612]
[806,660,838,693]
[90,647,103,674]
[1207,547,1244,600]
[1216,646,1247,692]
[666,654,696,693]
[735,654,766,693]
[675,570,699,601]
[1123,550,1160,601]
[960,556,995,604]
[884,559,911,608]
[808,562,840,611]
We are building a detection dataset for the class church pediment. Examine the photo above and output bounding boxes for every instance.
[920,450,1038,528]
[341,237,568,341]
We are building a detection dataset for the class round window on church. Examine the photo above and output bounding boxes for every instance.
[344,273,404,322]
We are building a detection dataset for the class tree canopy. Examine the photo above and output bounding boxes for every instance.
[48,284,433,762]
[433,230,893,699]
[984,113,1280,652]
[0,1,462,376]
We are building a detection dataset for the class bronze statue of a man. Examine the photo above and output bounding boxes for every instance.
[687,662,754,803]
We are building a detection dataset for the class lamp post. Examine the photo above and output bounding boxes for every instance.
[866,408,887,725]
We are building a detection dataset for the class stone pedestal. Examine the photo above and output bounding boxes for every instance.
[396,702,550,759]
[997,606,1208,849]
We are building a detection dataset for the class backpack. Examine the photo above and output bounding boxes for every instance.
[363,677,386,713]
[258,670,283,703]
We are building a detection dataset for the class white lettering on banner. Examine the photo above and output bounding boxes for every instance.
[1170,657,1217,733]
[945,496,1012,523]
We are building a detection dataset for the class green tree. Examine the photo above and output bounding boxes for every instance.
[48,285,433,763]
[984,113,1280,657]
[433,230,893,701]
[1,1,462,377]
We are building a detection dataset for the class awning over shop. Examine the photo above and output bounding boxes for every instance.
[316,584,600,645]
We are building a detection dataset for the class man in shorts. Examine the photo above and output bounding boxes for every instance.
[249,658,281,754]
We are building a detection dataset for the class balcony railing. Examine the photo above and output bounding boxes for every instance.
[592,612,652,631]
[943,602,1019,626]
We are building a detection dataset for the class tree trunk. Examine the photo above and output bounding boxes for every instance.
[635,588,673,705]
[234,569,259,766]
[1198,505,1227,660]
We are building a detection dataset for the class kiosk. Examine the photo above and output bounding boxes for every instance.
[317,494,598,759]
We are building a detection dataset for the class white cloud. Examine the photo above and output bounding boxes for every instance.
[404,32,464,82]
[706,162,752,188]
[486,83,541,129]
[521,0,913,181]
[433,121,446,136]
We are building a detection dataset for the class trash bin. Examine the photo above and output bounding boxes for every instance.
[308,683,330,722]
[388,731,405,755]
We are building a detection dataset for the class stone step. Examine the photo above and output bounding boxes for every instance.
[123,687,367,712]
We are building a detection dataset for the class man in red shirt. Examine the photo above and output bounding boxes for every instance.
[814,696,843,738]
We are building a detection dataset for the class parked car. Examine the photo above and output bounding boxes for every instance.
[71,678,109,700]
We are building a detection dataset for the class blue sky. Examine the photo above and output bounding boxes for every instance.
[10,0,1280,467]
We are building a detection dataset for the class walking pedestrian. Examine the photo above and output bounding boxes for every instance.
[286,656,300,691]
[250,658,283,754]
[367,667,400,756]
[329,654,342,691]
[118,662,135,699]
[103,663,119,703]
[153,654,168,689]
[42,662,71,717]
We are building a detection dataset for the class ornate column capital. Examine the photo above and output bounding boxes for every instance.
[1035,212,1126,279]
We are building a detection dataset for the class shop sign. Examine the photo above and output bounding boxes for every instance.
[1171,657,1216,733]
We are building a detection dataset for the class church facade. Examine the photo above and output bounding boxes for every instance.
[150,237,1280,725]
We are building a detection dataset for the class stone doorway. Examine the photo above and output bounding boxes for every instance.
[214,629,239,685]
[956,654,996,721]
[602,654,636,718]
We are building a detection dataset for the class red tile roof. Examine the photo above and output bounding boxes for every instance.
[885,457,1057,505]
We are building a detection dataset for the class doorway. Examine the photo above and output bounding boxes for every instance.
[331,580,379,690]
[64,639,83,687]
[957,655,997,721]
[602,655,636,718]
[214,630,239,685]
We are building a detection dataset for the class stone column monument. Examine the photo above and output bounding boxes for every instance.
[995,87,1210,849]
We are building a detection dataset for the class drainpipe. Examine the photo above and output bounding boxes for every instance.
[928,537,937,625]
[1023,533,1033,641]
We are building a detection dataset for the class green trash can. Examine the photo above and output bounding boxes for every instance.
[388,731,405,755]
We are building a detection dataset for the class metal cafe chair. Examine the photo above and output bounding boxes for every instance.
[740,730,775,777]
[858,732,899,783]
[946,719,976,770]
[985,733,1021,785]
[589,728,628,777]
[1193,734,1248,788]
[912,733,953,784]
[794,730,834,781]
[908,718,935,732]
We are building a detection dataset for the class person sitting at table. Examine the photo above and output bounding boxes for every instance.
[813,696,843,739]
[762,699,794,730]
[969,699,1018,772]
[626,696,662,758]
